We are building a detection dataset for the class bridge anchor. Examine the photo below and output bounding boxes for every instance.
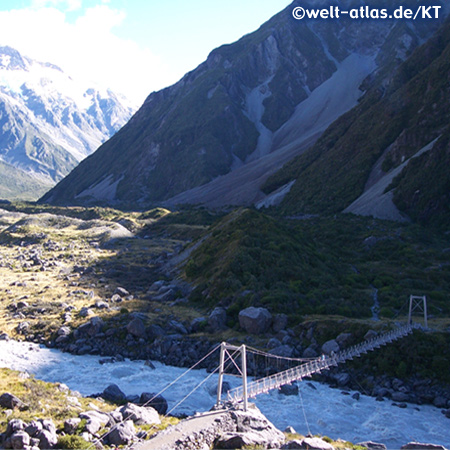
[408,295,428,328]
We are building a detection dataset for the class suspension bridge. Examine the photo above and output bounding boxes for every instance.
[217,295,428,410]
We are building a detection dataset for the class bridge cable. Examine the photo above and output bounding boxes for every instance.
[298,385,312,437]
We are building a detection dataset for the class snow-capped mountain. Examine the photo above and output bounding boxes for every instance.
[0,46,135,200]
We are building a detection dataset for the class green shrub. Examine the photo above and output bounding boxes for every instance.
[56,435,91,450]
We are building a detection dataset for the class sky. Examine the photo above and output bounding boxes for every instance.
[0,0,293,105]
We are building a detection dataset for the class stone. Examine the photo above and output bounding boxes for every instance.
[392,392,410,403]
[78,307,94,318]
[301,437,335,450]
[168,320,188,335]
[280,383,299,396]
[37,429,58,449]
[401,443,447,450]
[215,431,269,449]
[190,317,207,332]
[107,420,136,446]
[238,307,272,334]
[25,421,43,437]
[271,345,294,358]
[139,393,168,415]
[334,373,350,387]
[336,332,352,346]
[119,403,161,425]
[433,396,448,408]
[284,426,297,434]
[127,318,146,339]
[208,307,227,331]
[282,440,304,449]
[364,330,378,340]
[303,346,318,358]
[273,314,288,332]
[321,339,340,355]
[64,418,81,435]
[115,287,130,297]
[10,431,30,449]
[102,384,127,404]
[357,441,387,450]
[57,326,71,336]
[0,393,26,410]
[6,419,26,435]
[41,419,56,435]
[16,322,30,334]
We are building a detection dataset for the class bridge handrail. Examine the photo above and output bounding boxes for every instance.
[227,323,414,402]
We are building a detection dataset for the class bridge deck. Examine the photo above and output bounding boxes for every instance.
[227,323,414,403]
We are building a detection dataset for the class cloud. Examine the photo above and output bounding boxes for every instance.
[0,3,172,105]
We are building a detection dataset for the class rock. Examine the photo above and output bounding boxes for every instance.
[102,384,127,404]
[271,345,294,358]
[238,307,272,334]
[364,330,378,340]
[10,431,30,449]
[41,419,56,435]
[336,332,352,347]
[119,403,161,425]
[208,307,227,331]
[37,429,58,449]
[433,396,448,408]
[168,320,188,335]
[78,307,94,318]
[6,419,26,435]
[268,338,282,348]
[273,314,288,332]
[0,393,26,410]
[139,393,168,415]
[146,324,165,339]
[301,437,335,450]
[95,301,110,309]
[352,393,361,401]
[284,426,297,434]
[79,410,112,433]
[215,431,269,449]
[357,441,387,450]
[401,443,448,450]
[321,339,340,355]
[190,317,207,333]
[282,440,304,449]
[107,420,136,446]
[280,383,299,396]
[64,418,81,435]
[303,346,318,358]
[115,287,130,297]
[334,373,350,387]
[392,392,410,403]
[25,421,43,437]
[446,409,450,419]
[57,326,71,336]
[16,322,30,334]
[127,318,146,339]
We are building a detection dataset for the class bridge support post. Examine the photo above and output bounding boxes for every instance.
[408,295,428,328]
[216,343,249,411]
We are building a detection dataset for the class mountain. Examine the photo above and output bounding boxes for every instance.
[263,16,450,228]
[41,0,445,213]
[0,46,135,200]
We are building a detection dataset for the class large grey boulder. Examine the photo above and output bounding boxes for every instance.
[37,429,58,449]
[301,437,335,450]
[107,420,136,446]
[273,314,288,332]
[215,431,270,449]
[102,384,127,404]
[321,339,340,355]
[208,307,227,331]
[127,318,146,339]
[25,421,43,437]
[357,442,387,450]
[64,418,81,435]
[239,307,272,334]
[0,393,26,410]
[401,443,448,450]
[139,392,168,415]
[118,403,161,425]
[10,431,30,449]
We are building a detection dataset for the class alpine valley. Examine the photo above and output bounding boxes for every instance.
[0,46,135,201]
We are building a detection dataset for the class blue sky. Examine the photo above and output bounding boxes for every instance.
[0,0,292,104]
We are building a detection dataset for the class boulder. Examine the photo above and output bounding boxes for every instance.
[168,320,188,335]
[392,392,410,403]
[301,437,335,450]
[139,393,168,415]
[280,383,299,396]
[273,314,288,332]
[6,419,26,435]
[64,418,81,435]
[357,441,387,450]
[25,421,43,437]
[115,287,130,297]
[119,403,161,425]
[303,346,318,358]
[127,318,146,339]
[102,384,127,404]
[238,307,272,334]
[321,339,340,355]
[401,444,447,450]
[271,345,294,358]
[433,396,448,408]
[37,429,58,449]
[107,420,136,446]
[336,332,352,347]
[208,307,227,331]
[282,440,304,449]
[190,317,207,333]
[10,431,30,450]
[215,431,269,449]
[0,393,26,410]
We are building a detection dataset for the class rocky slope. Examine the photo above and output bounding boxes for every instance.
[263,17,450,227]
[40,0,443,209]
[0,46,135,200]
